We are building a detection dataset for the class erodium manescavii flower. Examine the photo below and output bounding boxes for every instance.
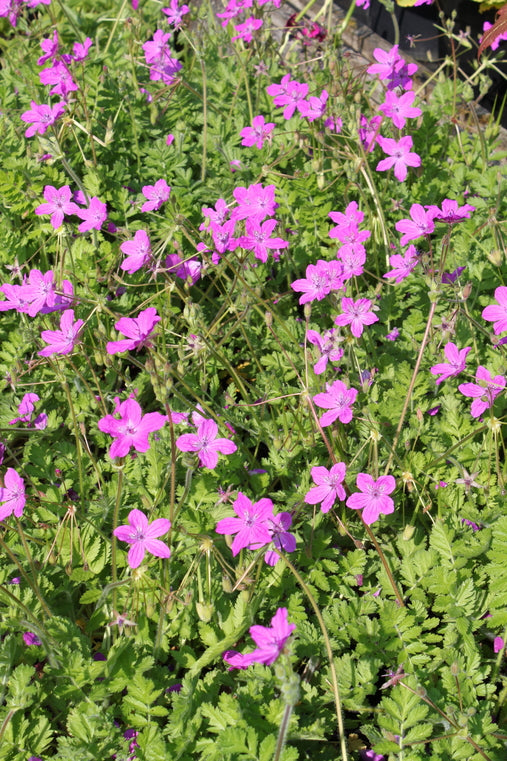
[98,398,166,458]
[113,508,171,568]
[215,491,273,555]
[0,468,26,521]
[458,366,506,418]
[313,380,358,426]
[346,473,396,525]
[430,342,471,385]
[224,607,296,669]
[176,418,237,469]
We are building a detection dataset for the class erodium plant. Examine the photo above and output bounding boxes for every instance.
[0,0,506,759]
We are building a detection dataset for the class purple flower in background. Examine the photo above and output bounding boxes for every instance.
[23,632,42,646]
[114,508,171,568]
[232,16,263,43]
[162,0,189,28]
[494,636,505,653]
[264,512,297,565]
[385,327,400,341]
[107,307,160,354]
[306,328,344,374]
[216,491,273,555]
[9,393,47,429]
[358,114,382,152]
[442,266,465,284]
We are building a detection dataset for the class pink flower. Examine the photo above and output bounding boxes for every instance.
[176,418,237,469]
[313,379,358,426]
[0,468,26,521]
[35,185,80,229]
[165,253,202,284]
[346,473,396,525]
[37,29,59,65]
[224,608,296,669]
[426,199,475,224]
[482,21,507,51]
[306,328,344,374]
[494,636,505,653]
[98,398,167,458]
[482,287,507,335]
[376,135,421,182]
[216,491,273,555]
[38,309,84,356]
[304,463,347,512]
[238,218,289,262]
[395,204,438,246]
[231,183,278,222]
[383,245,419,282]
[329,201,364,229]
[334,297,378,337]
[298,89,328,121]
[71,37,93,63]
[162,0,189,28]
[76,197,108,232]
[358,114,382,153]
[378,90,422,129]
[23,632,42,646]
[20,100,65,138]
[430,342,471,385]
[107,307,160,354]
[458,366,506,418]
[141,179,171,212]
[232,16,263,43]
[113,508,171,568]
[291,259,344,304]
[39,61,78,98]
[120,230,152,273]
[240,114,275,149]
[266,76,309,120]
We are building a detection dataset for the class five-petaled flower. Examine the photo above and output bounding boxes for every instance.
[98,398,167,458]
[482,287,507,335]
[21,100,65,138]
[113,508,171,568]
[346,473,396,525]
[224,607,296,669]
[215,491,273,555]
[38,309,84,356]
[141,179,171,212]
[76,196,108,232]
[458,366,506,418]
[0,468,26,521]
[106,307,160,354]
[430,342,471,385]
[305,463,347,513]
[313,379,358,426]
[176,418,237,469]
[334,297,378,337]
[35,185,80,229]
[376,135,421,182]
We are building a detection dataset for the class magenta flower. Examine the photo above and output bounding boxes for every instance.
[334,297,378,337]
[238,218,289,262]
[291,260,344,305]
[426,199,475,224]
[304,463,347,513]
[35,185,80,229]
[23,632,42,646]
[494,636,505,653]
[346,473,396,525]
[266,75,309,120]
[358,114,382,153]
[306,328,344,374]
[71,37,93,63]
[224,608,296,669]
[367,44,404,81]
[76,197,108,232]
[383,245,419,283]
[141,179,171,212]
[98,398,167,458]
[166,252,202,284]
[20,100,65,138]
[176,418,237,469]
[313,379,358,426]
[298,89,328,121]
[39,61,78,98]
[0,468,26,521]
[378,90,421,129]
[216,491,273,555]
[458,366,506,418]
[113,508,171,568]
[395,204,438,246]
[240,114,275,149]
[38,309,84,356]
[329,201,364,230]
[120,230,152,274]
[376,136,421,182]
[107,307,160,354]
[9,393,47,429]
[231,183,277,222]
[482,287,507,335]
[232,16,263,43]
[162,0,189,28]
[430,342,471,385]
[37,29,59,65]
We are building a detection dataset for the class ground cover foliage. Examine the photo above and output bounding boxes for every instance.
[0,0,506,758]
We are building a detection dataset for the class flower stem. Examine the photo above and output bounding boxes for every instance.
[363,522,405,607]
